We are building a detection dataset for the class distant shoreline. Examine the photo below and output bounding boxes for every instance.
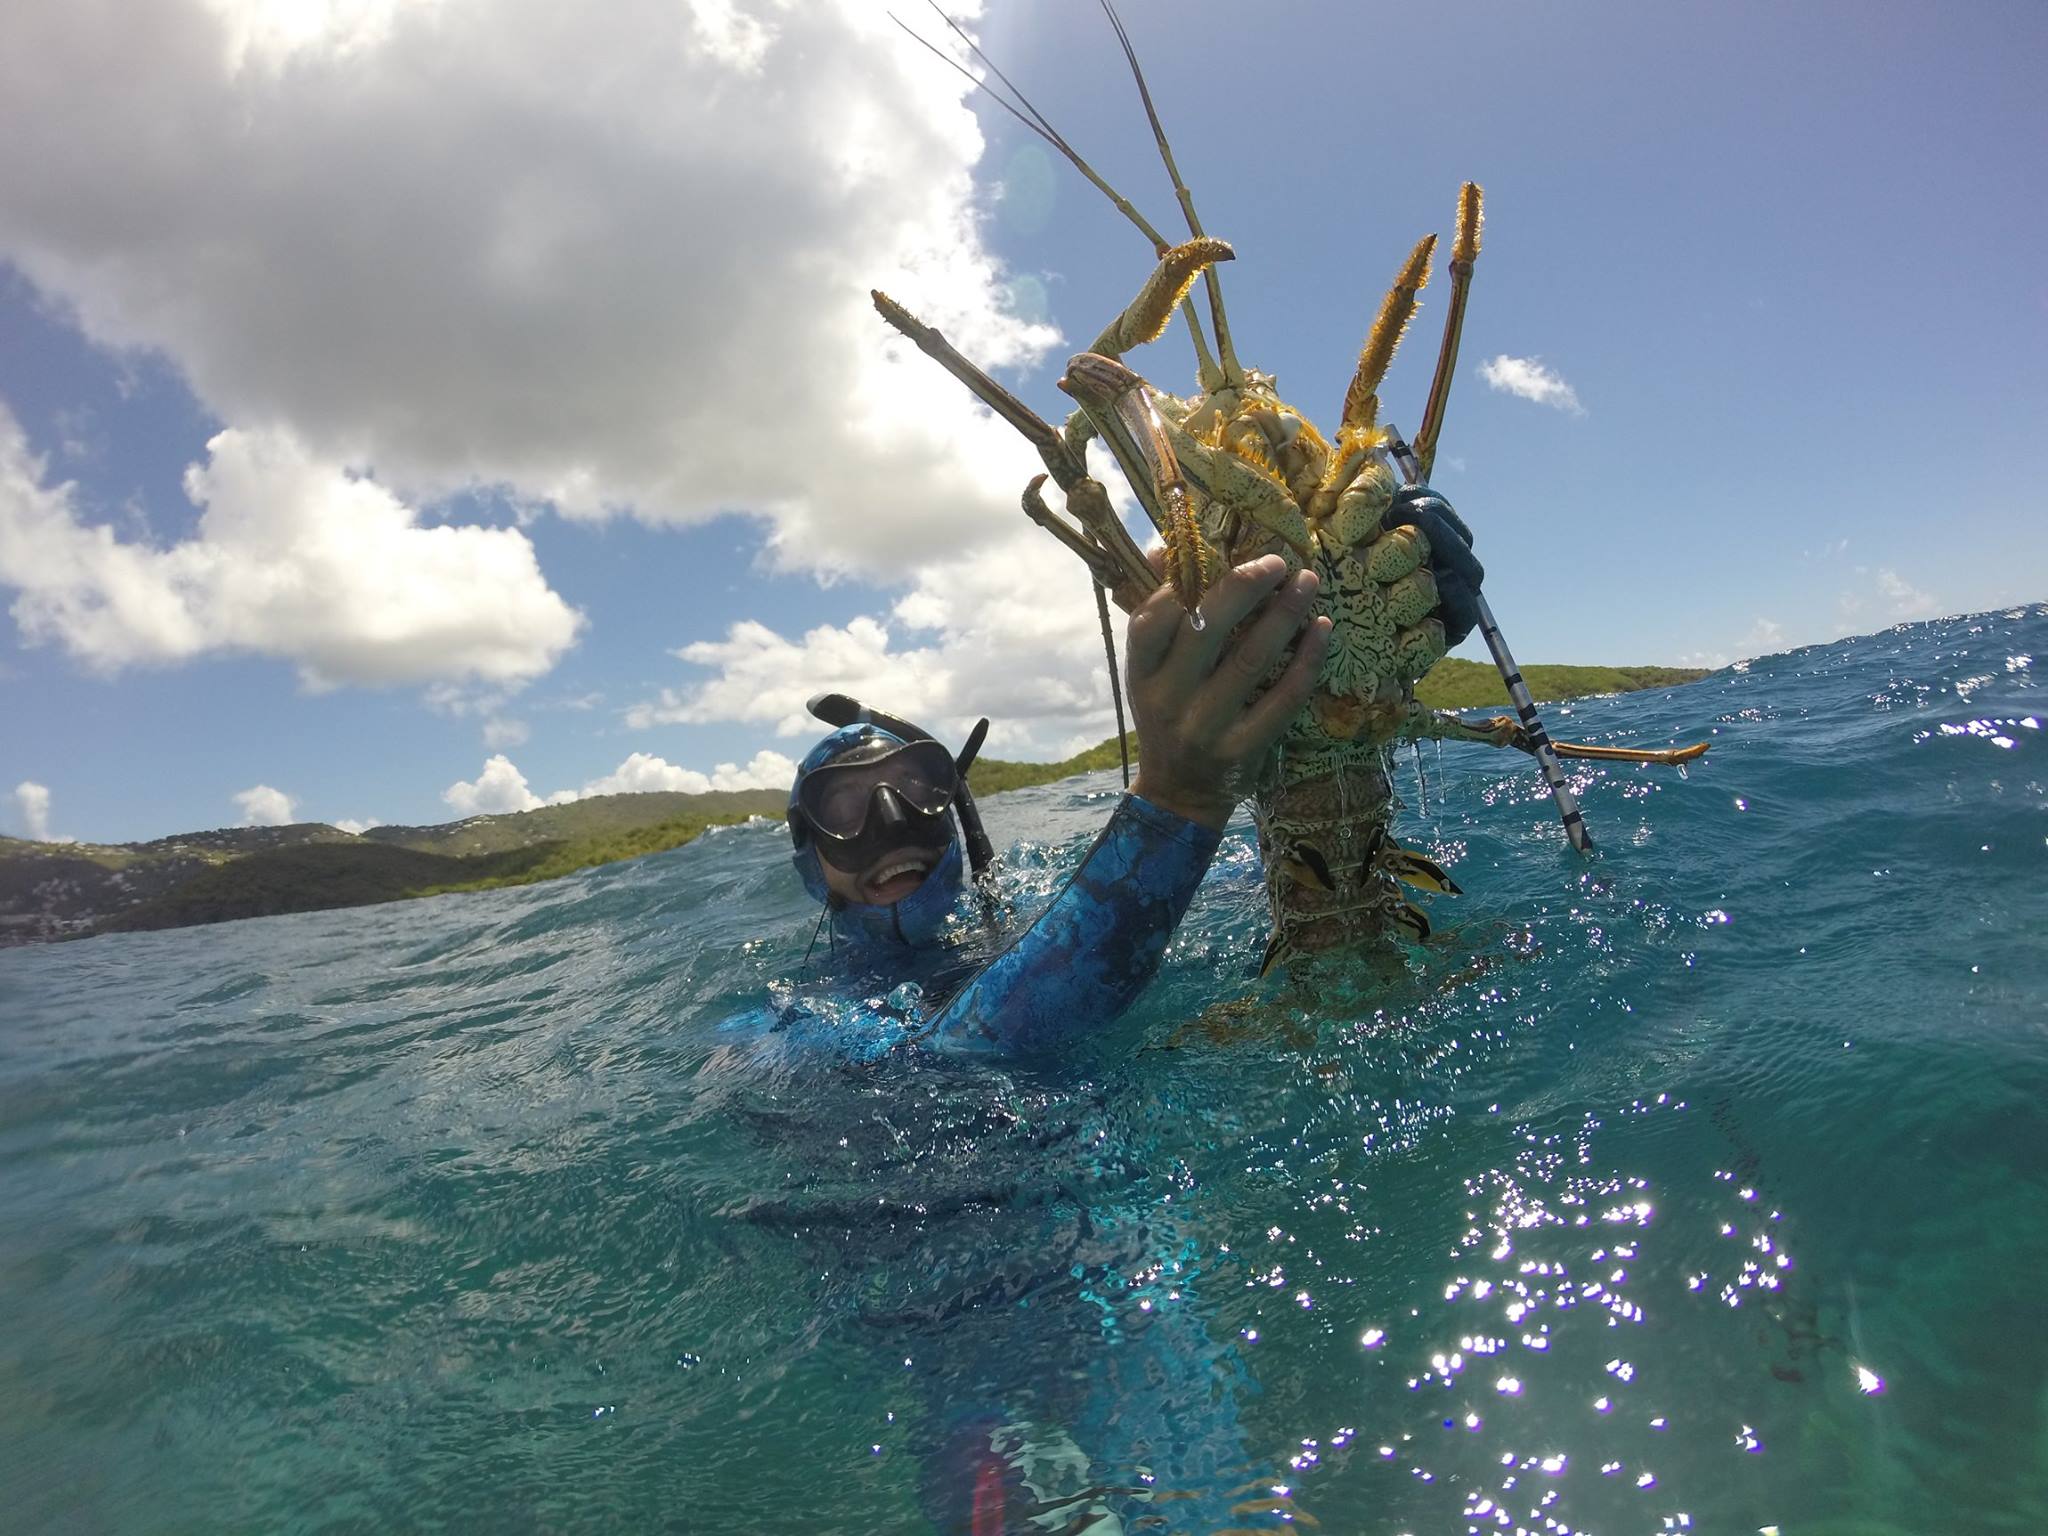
[1,660,1709,946]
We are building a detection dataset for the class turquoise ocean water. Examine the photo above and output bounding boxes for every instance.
[3,606,2044,1534]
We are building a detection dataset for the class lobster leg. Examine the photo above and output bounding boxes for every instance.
[1025,475,1157,612]
[873,290,1084,486]
[1469,716,1712,765]
[1152,411,1313,564]
[1412,184,1483,484]
[1339,234,1436,442]
[872,289,1159,609]
[1404,702,1517,746]
[1060,353,1214,615]
[1062,353,1312,581]
[1088,237,1234,362]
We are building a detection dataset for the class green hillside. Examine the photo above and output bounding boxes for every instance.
[95,803,780,934]
[964,660,1711,794]
[967,737,1137,795]
[101,841,557,933]
[362,789,784,858]
[1414,658,1709,711]
[2,660,1709,945]
[412,806,775,895]
[0,800,782,943]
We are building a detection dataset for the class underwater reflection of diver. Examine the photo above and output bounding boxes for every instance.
[904,1222,1275,1535]
[734,1062,1282,1534]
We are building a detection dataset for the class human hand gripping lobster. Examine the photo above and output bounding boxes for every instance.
[1123,553,1330,834]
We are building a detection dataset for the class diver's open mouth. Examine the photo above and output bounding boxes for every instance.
[859,852,935,906]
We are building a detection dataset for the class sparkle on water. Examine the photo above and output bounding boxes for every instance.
[1,607,2044,1533]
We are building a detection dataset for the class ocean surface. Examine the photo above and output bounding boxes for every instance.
[2,607,2044,1535]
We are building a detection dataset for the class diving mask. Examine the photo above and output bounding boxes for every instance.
[796,738,960,873]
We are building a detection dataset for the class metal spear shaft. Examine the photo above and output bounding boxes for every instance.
[1380,426,1594,854]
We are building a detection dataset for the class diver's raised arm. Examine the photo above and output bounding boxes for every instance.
[927,558,1328,1054]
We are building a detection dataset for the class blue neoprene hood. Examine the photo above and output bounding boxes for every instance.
[789,723,967,948]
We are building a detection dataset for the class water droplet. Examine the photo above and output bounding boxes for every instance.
[1189,610,1206,632]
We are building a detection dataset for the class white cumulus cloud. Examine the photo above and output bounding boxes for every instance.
[442,747,797,817]
[1742,617,1786,655]
[12,780,71,842]
[0,0,1225,761]
[1479,355,1586,415]
[0,0,1052,583]
[443,754,545,817]
[577,752,707,797]
[577,748,798,798]
[234,783,297,826]
[1841,566,1944,628]
[626,527,1134,757]
[0,407,583,688]
[332,816,383,835]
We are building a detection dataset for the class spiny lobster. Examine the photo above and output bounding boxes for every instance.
[874,2,1703,972]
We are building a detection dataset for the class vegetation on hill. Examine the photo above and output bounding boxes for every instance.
[96,807,778,933]
[101,841,559,933]
[362,789,784,858]
[966,737,1137,796]
[2,660,1709,944]
[963,660,1710,794]
[1414,658,1709,711]
[0,801,782,943]
[414,809,771,895]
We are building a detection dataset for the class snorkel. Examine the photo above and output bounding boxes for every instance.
[788,695,996,948]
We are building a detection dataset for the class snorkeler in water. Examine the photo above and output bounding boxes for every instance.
[741,501,1482,1530]
[778,492,1483,1055]
[785,551,1320,1049]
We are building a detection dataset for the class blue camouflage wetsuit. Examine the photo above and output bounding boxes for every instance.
[927,790,1219,1055]
[728,724,1280,1532]
[757,723,1222,1061]
[732,493,1493,1528]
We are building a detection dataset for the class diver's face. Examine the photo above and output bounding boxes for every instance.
[819,836,940,906]
[802,737,957,907]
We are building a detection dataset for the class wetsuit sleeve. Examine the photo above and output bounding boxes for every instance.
[926,792,1223,1055]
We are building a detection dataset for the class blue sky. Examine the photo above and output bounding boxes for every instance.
[2,0,2041,845]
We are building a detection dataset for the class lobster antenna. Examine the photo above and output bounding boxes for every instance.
[1098,0,1244,390]
[895,5,1223,386]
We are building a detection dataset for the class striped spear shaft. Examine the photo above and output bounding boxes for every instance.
[1380,427,1594,854]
